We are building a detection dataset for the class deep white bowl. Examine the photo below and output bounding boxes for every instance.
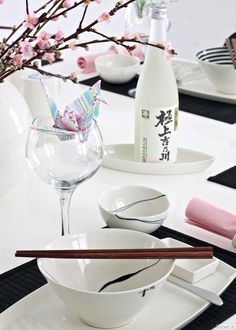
[196,46,236,94]
[38,229,175,328]
[95,54,140,84]
[98,185,170,234]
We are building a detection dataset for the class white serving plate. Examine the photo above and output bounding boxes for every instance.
[172,58,236,105]
[102,144,214,175]
[0,238,235,330]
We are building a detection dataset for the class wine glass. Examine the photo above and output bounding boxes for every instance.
[26,115,104,236]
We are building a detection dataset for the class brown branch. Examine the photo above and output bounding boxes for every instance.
[0,26,13,30]
[24,64,74,82]
[79,3,89,29]
[4,0,57,44]
[35,0,57,14]
[63,0,136,42]
[32,0,63,36]
[50,0,85,21]
[87,29,176,54]
[58,38,112,51]
[26,0,29,14]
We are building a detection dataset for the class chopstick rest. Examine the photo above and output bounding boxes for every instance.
[15,247,213,259]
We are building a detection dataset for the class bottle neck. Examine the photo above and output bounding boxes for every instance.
[148,7,168,44]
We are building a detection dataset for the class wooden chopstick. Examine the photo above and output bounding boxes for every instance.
[15,246,213,259]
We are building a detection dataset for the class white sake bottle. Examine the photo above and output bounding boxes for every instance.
[134,3,179,163]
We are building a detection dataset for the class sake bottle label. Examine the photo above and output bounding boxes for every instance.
[139,105,178,163]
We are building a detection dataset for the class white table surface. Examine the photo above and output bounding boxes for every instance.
[1,59,236,328]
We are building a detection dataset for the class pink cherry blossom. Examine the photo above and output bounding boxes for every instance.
[55,30,64,41]
[51,15,59,22]
[0,0,4,4]
[37,31,51,49]
[62,0,72,8]
[23,12,38,30]
[95,0,102,3]
[123,32,133,40]
[68,40,77,50]
[42,52,55,64]
[163,42,174,60]
[97,12,110,23]
[11,53,23,66]
[20,41,33,55]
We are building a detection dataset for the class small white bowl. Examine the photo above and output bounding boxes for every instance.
[98,185,169,234]
[196,46,236,94]
[162,238,219,283]
[38,229,175,328]
[95,54,140,84]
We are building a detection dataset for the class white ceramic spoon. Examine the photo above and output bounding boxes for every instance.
[168,275,223,306]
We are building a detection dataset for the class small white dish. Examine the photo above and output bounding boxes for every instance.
[95,54,140,84]
[102,144,214,175]
[171,58,236,104]
[1,239,235,330]
[98,185,169,233]
[162,238,219,283]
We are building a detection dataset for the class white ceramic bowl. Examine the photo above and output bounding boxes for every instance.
[95,54,140,84]
[38,229,175,328]
[98,185,170,234]
[196,46,236,94]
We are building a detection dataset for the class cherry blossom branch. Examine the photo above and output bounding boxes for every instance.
[50,0,85,21]
[26,0,29,15]
[79,3,89,29]
[24,64,75,82]
[0,26,12,30]
[4,0,57,44]
[63,0,136,42]
[32,0,63,36]
[0,0,176,84]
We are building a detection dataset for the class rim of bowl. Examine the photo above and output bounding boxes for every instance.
[95,54,140,65]
[98,185,170,218]
[196,47,233,66]
[37,229,175,295]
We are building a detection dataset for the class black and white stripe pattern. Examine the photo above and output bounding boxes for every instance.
[196,47,233,65]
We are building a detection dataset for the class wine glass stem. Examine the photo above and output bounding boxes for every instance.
[58,189,74,236]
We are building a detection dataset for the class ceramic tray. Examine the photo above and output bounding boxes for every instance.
[0,238,235,330]
[172,58,236,105]
[102,144,214,175]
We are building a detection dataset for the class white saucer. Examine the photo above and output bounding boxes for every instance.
[0,238,235,330]
[102,144,214,175]
[172,58,236,105]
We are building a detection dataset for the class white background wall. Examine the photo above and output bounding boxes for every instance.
[0,0,235,60]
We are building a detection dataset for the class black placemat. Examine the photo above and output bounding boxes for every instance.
[0,259,46,313]
[208,165,236,189]
[0,227,235,330]
[80,76,236,124]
